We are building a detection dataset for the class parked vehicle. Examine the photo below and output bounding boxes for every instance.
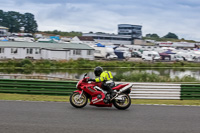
[131,51,142,58]
[9,37,34,42]
[142,51,160,61]
[170,54,184,61]
[176,52,195,62]
[93,46,118,59]
[115,47,131,59]
[70,74,132,110]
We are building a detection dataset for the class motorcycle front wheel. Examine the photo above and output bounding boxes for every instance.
[113,93,131,110]
[70,92,88,108]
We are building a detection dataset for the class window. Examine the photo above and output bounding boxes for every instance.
[11,48,18,54]
[0,48,4,53]
[87,50,92,55]
[73,50,81,55]
[27,48,33,54]
[35,49,41,54]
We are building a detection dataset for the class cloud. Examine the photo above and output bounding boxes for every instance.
[0,0,200,41]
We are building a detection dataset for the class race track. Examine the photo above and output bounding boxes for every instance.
[0,101,199,133]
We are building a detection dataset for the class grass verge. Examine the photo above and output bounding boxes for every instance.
[0,93,200,106]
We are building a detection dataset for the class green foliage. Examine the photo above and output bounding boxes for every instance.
[1,59,200,69]
[20,59,33,67]
[143,32,196,43]
[145,33,160,38]
[42,30,82,37]
[0,59,200,82]
[163,32,179,39]
[0,10,38,33]
[22,13,38,33]
[113,72,198,82]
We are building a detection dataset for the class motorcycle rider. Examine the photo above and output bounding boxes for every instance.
[88,66,115,99]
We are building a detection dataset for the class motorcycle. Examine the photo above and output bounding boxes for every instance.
[70,74,133,110]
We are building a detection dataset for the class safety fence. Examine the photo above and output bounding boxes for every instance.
[0,79,199,99]
[181,84,200,100]
[129,82,181,100]
[0,79,77,96]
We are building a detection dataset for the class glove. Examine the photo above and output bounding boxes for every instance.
[88,78,95,82]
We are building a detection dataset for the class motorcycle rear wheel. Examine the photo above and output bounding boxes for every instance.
[70,92,88,108]
[113,93,131,110]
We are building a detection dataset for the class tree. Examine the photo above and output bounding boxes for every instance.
[0,10,38,33]
[145,33,160,38]
[0,11,23,32]
[163,32,178,39]
[52,30,59,34]
[6,11,23,32]
[0,10,3,23]
[145,33,151,38]
[22,13,38,33]
[151,34,160,38]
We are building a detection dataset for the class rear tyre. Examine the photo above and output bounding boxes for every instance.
[113,93,131,110]
[70,92,88,108]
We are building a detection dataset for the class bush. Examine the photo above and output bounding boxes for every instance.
[20,59,33,67]
[113,72,199,82]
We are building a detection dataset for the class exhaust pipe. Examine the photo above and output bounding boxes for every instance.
[111,83,133,101]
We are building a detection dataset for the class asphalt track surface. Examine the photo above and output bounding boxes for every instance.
[0,101,200,133]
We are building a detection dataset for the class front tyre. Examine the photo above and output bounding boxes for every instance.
[70,92,88,108]
[113,93,131,110]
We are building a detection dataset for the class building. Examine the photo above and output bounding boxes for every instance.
[82,24,142,45]
[71,36,95,45]
[0,42,94,60]
[158,41,195,48]
[0,26,9,37]
[82,33,132,45]
[118,24,142,39]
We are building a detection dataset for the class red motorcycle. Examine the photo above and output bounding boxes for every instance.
[70,74,133,110]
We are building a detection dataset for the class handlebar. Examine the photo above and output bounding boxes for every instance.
[83,73,87,79]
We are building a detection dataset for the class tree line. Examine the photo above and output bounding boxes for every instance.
[0,10,38,33]
[144,32,196,42]
[145,32,179,39]
[41,30,82,37]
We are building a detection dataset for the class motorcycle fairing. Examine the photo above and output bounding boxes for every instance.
[90,93,112,107]
[112,84,129,90]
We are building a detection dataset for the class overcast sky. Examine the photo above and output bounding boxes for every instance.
[0,0,200,41]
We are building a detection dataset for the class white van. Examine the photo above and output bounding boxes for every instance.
[170,54,184,61]
[142,51,160,61]
[93,46,118,59]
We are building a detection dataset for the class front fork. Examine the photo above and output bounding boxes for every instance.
[78,90,84,99]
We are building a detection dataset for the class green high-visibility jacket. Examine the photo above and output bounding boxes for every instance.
[95,71,113,82]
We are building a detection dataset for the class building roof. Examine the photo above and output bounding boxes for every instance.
[118,24,142,27]
[0,26,9,30]
[0,41,94,50]
[83,33,132,38]
[77,36,94,41]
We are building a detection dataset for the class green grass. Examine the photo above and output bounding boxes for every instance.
[0,93,200,106]
[0,93,69,102]
[2,59,200,70]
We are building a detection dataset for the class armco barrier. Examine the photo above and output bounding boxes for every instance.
[181,84,200,100]
[129,82,181,100]
[0,79,77,96]
[0,79,200,99]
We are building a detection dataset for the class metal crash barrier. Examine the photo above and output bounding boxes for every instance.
[0,79,199,99]
[0,79,77,96]
[129,82,181,100]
